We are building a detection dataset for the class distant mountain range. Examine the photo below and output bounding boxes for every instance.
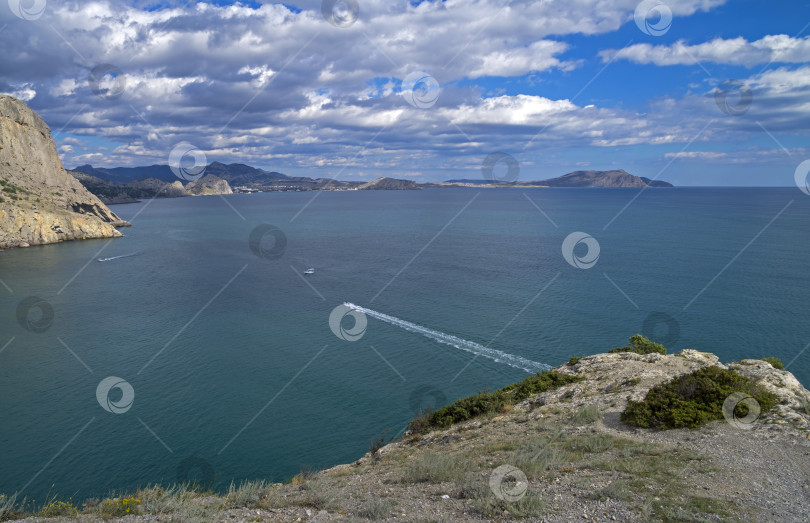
[442,170,673,188]
[73,162,289,186]
[69,163,672,204]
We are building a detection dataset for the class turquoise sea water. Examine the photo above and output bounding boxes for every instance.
[1,187,809,502]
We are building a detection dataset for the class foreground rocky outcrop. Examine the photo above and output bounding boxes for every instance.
[0,95,129,249]
[5,346,809,522]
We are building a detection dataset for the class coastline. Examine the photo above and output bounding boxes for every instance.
[4,343,809,522]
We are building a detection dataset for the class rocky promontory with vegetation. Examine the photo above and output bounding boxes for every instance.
[3,336,808,522]
[184,174,234,196]
[357,177,420,190]
[0,95,129,249]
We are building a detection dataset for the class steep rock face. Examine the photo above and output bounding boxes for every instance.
[184,174,233,195]
[0,95,129,248]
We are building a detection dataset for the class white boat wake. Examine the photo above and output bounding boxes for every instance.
[98,251,141,262]
[344,302,550,373]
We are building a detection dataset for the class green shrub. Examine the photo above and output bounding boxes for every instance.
[98,497,141,518]
[500,371,584,403]
[566,355,581,366]
[608,335,666,355]
[621,366,779,429]
[39,500,77,517]
[418,389,508,430]
[761,357,784,370]
[410,371,583,433]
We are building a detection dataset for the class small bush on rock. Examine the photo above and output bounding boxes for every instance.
[608,335,666,356]
[39,500,77,517]
[761,357,784,370]
[621,366,779,429]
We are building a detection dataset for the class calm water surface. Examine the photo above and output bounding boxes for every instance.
[1,187,808,502]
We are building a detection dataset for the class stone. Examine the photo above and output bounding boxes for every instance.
[0,95,130,249]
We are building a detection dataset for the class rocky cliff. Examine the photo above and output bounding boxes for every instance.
[184,174,233,196]
[0,95,129,249]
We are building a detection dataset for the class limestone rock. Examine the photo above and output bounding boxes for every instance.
[520,349,810,432]
[184,174,233,196]
[729,359,809,410]
[0,95,130,249]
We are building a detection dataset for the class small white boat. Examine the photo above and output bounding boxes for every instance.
[303,267,315,275]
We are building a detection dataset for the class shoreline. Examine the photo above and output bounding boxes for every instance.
[3,343,809,522]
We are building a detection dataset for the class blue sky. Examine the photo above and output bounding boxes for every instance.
[1,0,809,185]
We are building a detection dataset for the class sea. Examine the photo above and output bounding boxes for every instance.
[1,187,808,503]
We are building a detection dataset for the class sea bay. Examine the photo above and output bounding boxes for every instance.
[1,187,808,502]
